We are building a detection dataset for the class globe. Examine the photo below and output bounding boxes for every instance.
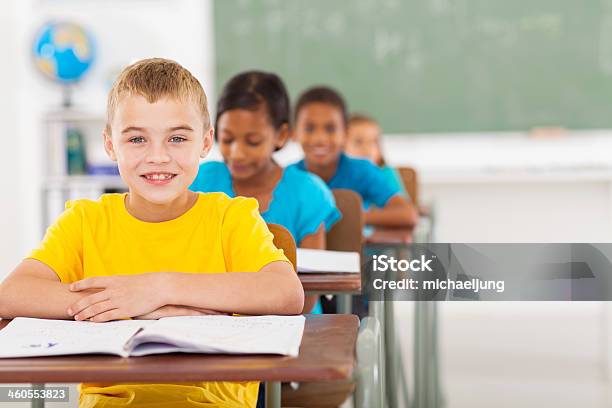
[33,21,96,84]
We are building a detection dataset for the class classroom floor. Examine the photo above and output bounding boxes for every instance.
[395,301,612,408]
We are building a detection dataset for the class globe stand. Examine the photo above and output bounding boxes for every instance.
[62,85,73,108]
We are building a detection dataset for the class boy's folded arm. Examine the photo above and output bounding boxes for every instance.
[163,260,305,316]
[365,195,419,228]
[66,261,303,322]
[0,259,93,320]
[135,305,230,320]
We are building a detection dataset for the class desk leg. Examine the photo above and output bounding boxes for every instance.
[413,302,442,408]
[337,294,352,314]
[384,291,411,408]
[430,303,443,408]
[265,381,280,408]
[385,300,402,408]
[31,384,45,408]
[369,301,387,407]
[384,245,407,408]
[413,301,425,408]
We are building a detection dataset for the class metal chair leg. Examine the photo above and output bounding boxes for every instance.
[355,316,384,408]
[265,381,280,408]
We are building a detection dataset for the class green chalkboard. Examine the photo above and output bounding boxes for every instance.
[214,0,612,133]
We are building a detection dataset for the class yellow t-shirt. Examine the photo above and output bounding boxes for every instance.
[29,192,290,408]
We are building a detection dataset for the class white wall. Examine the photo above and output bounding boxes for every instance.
[380,131,612,243]
[0,2,23,277]
[1,0,214,280]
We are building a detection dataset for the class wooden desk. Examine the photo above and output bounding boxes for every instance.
[299,272,361,315]
[299,273,361,294]
[0,315,359,408]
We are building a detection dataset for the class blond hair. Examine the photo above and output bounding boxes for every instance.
[105,58,210,134]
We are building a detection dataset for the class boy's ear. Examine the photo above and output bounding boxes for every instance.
[103,130,117,161]
[276,123,290,149]
[200,127,214,158]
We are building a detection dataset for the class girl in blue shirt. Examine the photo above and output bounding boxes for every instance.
[190,71,340,313]
[289,86,418,228]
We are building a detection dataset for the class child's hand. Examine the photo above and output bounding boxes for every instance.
[135,305,229,320]
[66,273,167,322]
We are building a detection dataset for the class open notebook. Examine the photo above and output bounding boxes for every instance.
[296,248,360,273]
[0,315,305,358]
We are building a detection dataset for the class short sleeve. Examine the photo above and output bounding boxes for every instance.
[221,197,290,272]
[190,161,233,196]
[28,201,84,283]
[295,174,341,244]
[384,167,409,200]
[361,161,400,208]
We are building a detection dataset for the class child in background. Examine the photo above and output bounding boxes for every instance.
[345,113,409,199]
[0,58,303,408]
[290,86,418,229]
[190,71,340,313]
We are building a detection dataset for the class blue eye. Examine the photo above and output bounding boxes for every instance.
[129,136,145,144]
[170,136,187,143]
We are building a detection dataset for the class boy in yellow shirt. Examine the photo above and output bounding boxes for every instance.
[0,58,304,407]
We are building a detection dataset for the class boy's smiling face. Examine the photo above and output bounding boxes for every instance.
[105,95,212,208]
[294,102,345,168]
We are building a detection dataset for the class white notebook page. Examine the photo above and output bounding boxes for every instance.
[296,248,360,273]
[0,317,151,358]
[129,315,306,357]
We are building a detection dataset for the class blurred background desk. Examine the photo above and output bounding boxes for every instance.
[299,273,361,295]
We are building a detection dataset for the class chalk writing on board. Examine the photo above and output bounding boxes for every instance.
[374,29,403,64]
[324,12,346,37]
[518,14,562,36]
[265,10,285,35]
[404,36,424,72]
[216,0,612,132]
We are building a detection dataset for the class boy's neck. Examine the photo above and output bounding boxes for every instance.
[124,191,199,222]
[305,159,338,183]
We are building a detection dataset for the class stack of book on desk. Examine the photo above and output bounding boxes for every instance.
[296,248,360,273]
